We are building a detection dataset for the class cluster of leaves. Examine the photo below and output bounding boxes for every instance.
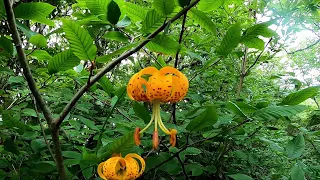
[0,0,320,180]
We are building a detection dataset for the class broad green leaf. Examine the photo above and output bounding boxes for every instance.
[186,106,218,132]
[242,37,265,50]
[2,111,26,135]
[228,174,254,180]
[96,42,139,63]
[32,161,56,173]
[107,1,121,24]
[0,0,5,19]
[117,15,131,27]
[124,2,148,22]
[241,22,277,42]
[14,2,55,26]
[189,9,216,35]
[286,134,305,159]
[291,164,305,180]
[0,36,13,57]
[4,139,20,155]
[104,31,129,42]
[62,20,97,60]
[28,50,52,62]
[133,102,151,124]
[146,34,179,55]
[280,86,320,105]
[62,151,82,160]
[15,20,37,38]
[198,0,224,12]
[215,23,241,57]
[85,0,110,20]
[29,34,47,48]
[76,116,99,131]
[22,108,37,117]
[8,76,24,84]
[153,0,175,16]
[186,163,204,176]
[99,131,135,160]
[47,49,80,74]
[142,10,165,33]
[31,139,46,152]
[253,105,307,121]
[98,76,115,97]
[226,101,248,118]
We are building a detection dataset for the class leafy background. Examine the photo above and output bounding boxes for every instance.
[0,0,320,180]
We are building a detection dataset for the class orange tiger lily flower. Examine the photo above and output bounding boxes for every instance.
[127,66,189,149]
[97,153,145,180]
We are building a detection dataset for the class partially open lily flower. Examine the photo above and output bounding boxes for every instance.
[127,66,189,149]
[97,153,145,180]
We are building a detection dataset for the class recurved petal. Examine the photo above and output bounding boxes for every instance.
[125,153,146,178]
[165,71,189,103]
[146,72,173,101]
[127,73,149,101]
[139,66,158,75]
[97,162,108,180]
[103,157,123,179]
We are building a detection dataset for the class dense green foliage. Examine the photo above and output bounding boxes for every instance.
[0,0,320,179]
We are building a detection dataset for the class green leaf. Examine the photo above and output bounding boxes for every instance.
[153,0,175,16]
[107,1,121,24]
[62,20,97,60]
[117,15,131,27]
[76,116,99,131]
[133,102,151,124]
[31,139,46,152]
[28,50,52,62]
[215,23,241,57]
[186,163,204,176]
[96,42,139,63]
[15,21,37,38]
[228,174,254,180]
[22,108,37,117]
[29,34,47,48]
[291,164,305,180]
[198,0,224,12]
[124,2,148,22]
[103,31,129,42]
[177,0,190,7]
[142,10,165,33]
[4,139,20,155]
[0,36,13,57]
[253,105,307,121]
[280,86,320,105]
[0,0,5,20]
[146,34,179,55]
[226,101,249,118]
[242,37,265,50]
[47,49,80,74]
[32,161,56,173]
[85,0,110,20]
[241,22,277,41]
[99,131,135,160]
[186,106,218,132]
[14,2,55,26]
[8,76,24,84]
[189,9,216,35]
[286,134,305,159]
[62,151,82,160]
[98,76,115,97]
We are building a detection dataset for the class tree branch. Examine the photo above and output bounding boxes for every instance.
[4,1,66,179]
[54,0,201,128]
[287,39,320,55]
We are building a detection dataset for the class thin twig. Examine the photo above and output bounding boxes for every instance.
[287,39,320,54]
[54,0,202,128]
[189,58,222,82]
[33,97,56,163]
[176,155,189,180]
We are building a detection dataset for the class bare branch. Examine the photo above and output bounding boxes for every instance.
[287,39,320,55]
[54,0,202,128]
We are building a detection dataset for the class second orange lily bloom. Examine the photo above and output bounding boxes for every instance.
[127,66,189,149]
